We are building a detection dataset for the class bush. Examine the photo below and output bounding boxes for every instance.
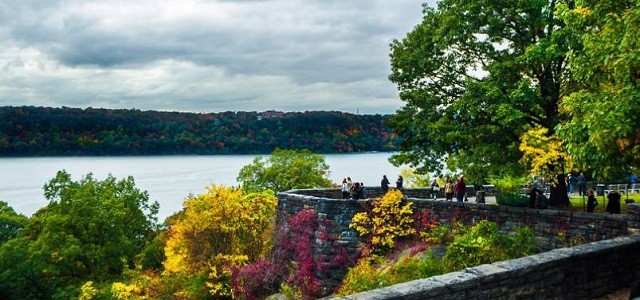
[231,259,285,300]
[490,175,528,195]
[336,256,391,296]
[350,190,416,254]
[495,194,530,207]
[338,220,540,296]
[441,220,538,272]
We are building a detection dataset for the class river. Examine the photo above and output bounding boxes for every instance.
[0,153,403,221]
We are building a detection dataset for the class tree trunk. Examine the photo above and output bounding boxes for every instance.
[549,173,570,207]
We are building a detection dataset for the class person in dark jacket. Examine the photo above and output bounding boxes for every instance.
[586,188,598,213]
[577,172,586,196]
[606,189,621,214]
[351,182,362,200]
[396,175,403,190]
[381,175,390,194]
[454,176,466,202]
[528,187,538,209]
[536,192,548,209]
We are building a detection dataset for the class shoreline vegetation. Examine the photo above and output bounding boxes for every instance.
[0,106,398,156]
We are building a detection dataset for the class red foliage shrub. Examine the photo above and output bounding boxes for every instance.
[234,209,351,299]
[230,259,286,300]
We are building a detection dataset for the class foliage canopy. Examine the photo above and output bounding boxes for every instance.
[556,0,640,179]
[237,148,333,193]
[0,170,158,299]
[389,0,639,183]
[388,0,571,182]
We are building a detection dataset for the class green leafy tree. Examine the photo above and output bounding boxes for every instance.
[556,0,640,180]
[0,170,159,299]
[237,148,333,192]
[388,0,574,205]
[0,201,27,245]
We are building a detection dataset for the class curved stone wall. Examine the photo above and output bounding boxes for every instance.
[276,188,640,297]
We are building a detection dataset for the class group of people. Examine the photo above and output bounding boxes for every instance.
[341,177,367,200]
[380,174,403,193]
[528,186,548,209]
[379,174,468,203]
[567,171,626,214]
[566,172,587,196]
[441,175,468,202]
[585,188,621,214]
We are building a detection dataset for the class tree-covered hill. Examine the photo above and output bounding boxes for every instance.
[0,106,398,156]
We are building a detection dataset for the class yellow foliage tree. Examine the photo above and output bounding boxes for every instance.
[399,167,431,188]
[519,126,574,182]
[163,185,277,297]
[520,126,573,206]
[350,189,415,254]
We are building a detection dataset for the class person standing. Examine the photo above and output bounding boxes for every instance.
[351,182,362,200]
[475,185,486,204]
[341,178,349,199]
[528,187,538,209]
[444,177,454,201]
[454,175,466,202]
[396,175,404,190]
[430,178,440,199]
[381,175,390,194]
[586,188,598,213]
[606,189,621,214]
[577,172,586,196]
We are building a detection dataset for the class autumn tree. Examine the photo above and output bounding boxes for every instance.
[556,0,640,180]
[388,0,576,203]
[0,171,159,299]
[162,186,277,298]
[237,148,333,193]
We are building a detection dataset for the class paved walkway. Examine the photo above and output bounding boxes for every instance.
[433,196,497,204]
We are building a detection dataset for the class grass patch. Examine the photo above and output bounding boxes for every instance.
[567,192,639,213]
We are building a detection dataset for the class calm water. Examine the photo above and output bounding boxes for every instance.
[0,153,402,221]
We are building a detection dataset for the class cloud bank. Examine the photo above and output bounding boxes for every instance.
[0,0,432,114]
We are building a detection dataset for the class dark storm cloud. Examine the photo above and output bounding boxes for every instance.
[0,0,433,113]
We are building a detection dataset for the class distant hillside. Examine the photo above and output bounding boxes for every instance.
[0,106,398,156]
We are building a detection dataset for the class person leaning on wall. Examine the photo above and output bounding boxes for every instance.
[606,189,621,214]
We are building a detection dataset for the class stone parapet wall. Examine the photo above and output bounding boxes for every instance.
[277,188,640,297]
[331,235,640,299]
[406,198,636,250]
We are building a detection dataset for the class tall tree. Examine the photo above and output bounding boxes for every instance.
[556,0,640,180]
[388,0,574,205]
[237,148,333,193]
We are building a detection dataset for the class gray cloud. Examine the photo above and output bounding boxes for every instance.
[0,0,433,114]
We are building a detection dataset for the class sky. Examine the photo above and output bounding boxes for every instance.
[0,0,435,115]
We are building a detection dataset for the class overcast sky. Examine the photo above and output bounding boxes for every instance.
[0,0,435,115]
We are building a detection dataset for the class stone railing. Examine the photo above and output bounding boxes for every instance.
[331,235,640,299]
[276,188,640,297]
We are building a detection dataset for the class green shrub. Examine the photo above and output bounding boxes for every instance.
[388,251,443,284]
[337,256,391,296]
[495,194,530,207]
[339,220,540,296]
[442,220,507,271]
[505,226,537,257]
[490,175,528,195]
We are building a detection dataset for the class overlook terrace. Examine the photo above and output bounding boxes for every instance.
[276,187,640,299]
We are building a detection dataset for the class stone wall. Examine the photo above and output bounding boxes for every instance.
[331,235,640,299]
[276,188,640,297]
